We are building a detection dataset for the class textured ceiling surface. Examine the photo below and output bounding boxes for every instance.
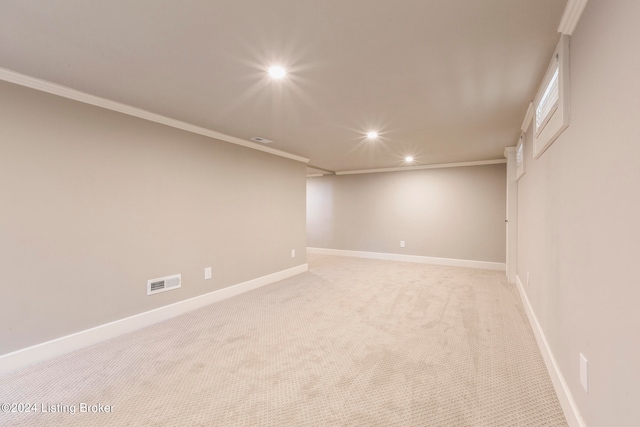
[0,0,567,172]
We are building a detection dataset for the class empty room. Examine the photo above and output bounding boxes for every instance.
[1,0,638,426]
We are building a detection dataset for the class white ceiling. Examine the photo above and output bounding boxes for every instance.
[0,0,567,173]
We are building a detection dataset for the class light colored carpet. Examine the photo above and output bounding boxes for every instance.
[0,254,567,426]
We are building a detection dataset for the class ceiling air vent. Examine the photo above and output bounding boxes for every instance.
[250,136,272,144]
[147,274,181,295]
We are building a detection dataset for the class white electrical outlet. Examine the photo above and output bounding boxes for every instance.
[204,267,212,280]
[580,353,588,392]
[400,240,405,248]
[291,249,296,258]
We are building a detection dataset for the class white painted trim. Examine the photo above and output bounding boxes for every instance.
[558,0,589,35]
[515,134,525,181]
[306,173,325,178]
[0,67,309,164]
[307,247,505,271]
[503,147,518,284]
[307,165,336,175]
[521,102,534,132]
[533,35,571,159]
[0,264,308,374]
[335,159,506,176]
[515,275,586,427]
[503,146,516,157]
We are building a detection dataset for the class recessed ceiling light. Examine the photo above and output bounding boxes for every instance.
[366,131,378,139]
[268,66,286,79]
[405,156,414,163]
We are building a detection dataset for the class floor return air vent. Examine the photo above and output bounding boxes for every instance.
[147,274,181,295]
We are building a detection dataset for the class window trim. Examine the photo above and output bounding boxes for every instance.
[516,133,525,180]
[533,35,570,158]
[535,63,559,136]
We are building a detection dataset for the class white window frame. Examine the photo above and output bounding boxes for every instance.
[533,35,570,158]
[516,133,525,180]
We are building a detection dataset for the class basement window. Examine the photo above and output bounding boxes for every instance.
[533,35,570,158]
[516,133,525,180]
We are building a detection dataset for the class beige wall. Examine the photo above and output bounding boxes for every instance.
[517,0,640,425]
[307,164,506,263]
[0,81,307,355]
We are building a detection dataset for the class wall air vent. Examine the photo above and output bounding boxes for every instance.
[147,274,181,295]
[250,136,272,144]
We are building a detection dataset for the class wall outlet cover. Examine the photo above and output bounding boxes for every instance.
[204,267,212,280]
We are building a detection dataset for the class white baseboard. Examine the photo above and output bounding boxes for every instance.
[515,275,586,427]
[307,247,505,271]
[0,263,308,375]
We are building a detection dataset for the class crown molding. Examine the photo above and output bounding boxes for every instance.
[307,164,336,175]
[558,0,588,35]
[334,159,506,176]
[0,67,310,164]
[503,146,516,158]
